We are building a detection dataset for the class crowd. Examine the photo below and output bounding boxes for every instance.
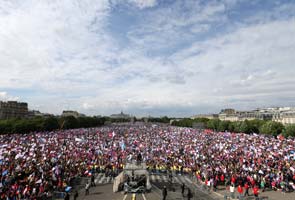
[0,123,295,199]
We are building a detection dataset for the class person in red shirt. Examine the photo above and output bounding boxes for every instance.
[244,182,250,196]
[220,174,225,185]
[237,184,244,199]
[251,179,255,187]
[231,176,236,185]
[253,185,259,198]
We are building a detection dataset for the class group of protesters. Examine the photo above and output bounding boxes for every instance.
[1,123,295,199]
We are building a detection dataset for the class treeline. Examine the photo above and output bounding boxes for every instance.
[172,118,295,137]
[1,115,294,137]
[148,116,170,123]
[0,116,107,134]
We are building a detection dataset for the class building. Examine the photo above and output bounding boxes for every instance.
[219,113,239,121]
[28,110,54,118]
[61,110,84,118]
[191,114,219,120]
[272,107,295,124]
[0,101,28,119]
[110,111,131,119]
[219,109,239,121]
[220,109,236,115]
[191,107,295,124]
[218,108,274,122]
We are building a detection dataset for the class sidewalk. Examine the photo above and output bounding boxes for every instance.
[189,177,295,200]
[209,184,294,200]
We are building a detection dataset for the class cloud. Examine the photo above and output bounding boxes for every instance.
[190,24,210,34]
[0,91,19,101]
[82,102,95,110]
[0,0,295,116]
[128,0,157,9]
[0,0,112,90]
[171,18,295,110]
[126,0,229,52]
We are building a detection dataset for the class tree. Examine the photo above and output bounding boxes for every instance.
[149,116,171,124]
[43,117,59,131]
[228,122,236,132]
[248,119,266,134]
[218,120,230,132]
[259,121,284,136]
[0,120,13,134]
[283,124,295,137]
[207,119,220,130]
[60,116,79,129]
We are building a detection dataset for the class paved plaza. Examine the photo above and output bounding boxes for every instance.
[69,173,295,200]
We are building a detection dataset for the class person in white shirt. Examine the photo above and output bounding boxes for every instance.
[230,184,235,199]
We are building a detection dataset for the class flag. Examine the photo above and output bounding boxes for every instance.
[75,138,84,142]
[65,186,72,192]
[23,186,29,195]
[120,141,125,150]
[109,131,116,138]
[2,170,8,176]
[36,179,42,184]
[277,134,284,141]
[39,138,46,143]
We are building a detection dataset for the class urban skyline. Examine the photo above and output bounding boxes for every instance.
[0,0,295,117]
[1,99,295,120]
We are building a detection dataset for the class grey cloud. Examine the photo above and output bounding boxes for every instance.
[1,0,295,117]
[165,75,186,85]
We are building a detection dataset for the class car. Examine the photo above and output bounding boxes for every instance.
[113,161,151,193]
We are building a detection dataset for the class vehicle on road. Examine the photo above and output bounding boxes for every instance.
[113,161,152,193]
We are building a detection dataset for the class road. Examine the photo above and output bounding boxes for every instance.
[72,173,221,200]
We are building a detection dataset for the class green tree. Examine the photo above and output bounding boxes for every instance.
[249,119,266,134]
[218,120,230,132]
[283,124,295,137]
[207,119,220,130]
[227,122,234,132]
[60,116,79,129]
[259,121,284,136]
[43,117,59,131]
[233,121,243,133]
[12,119,40,134]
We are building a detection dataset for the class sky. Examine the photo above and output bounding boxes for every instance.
[0,0,295,117]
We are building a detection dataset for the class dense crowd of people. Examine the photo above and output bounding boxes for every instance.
[0,123,295,199]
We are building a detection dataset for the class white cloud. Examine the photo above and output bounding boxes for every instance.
[171,19,295,108]
[190,24,210,34]
[128,0,157,9]
[0,91,19,101]
[82,102,95,110]
[0,0,295,116]
[126,0,230,52]
[0,0,112,91]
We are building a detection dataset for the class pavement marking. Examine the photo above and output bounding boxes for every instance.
[162,175,168,182]
[151,184,163,198]
[122,194,128,200]
[173,176,182,184]
[95,173,103,184]
[156,175,161,182]
[106,176,111,183]
[179,176,187,184]
[142,193,147,200]
[184,176,193,184]
[150,175,156,182]
[98,175,106,184]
